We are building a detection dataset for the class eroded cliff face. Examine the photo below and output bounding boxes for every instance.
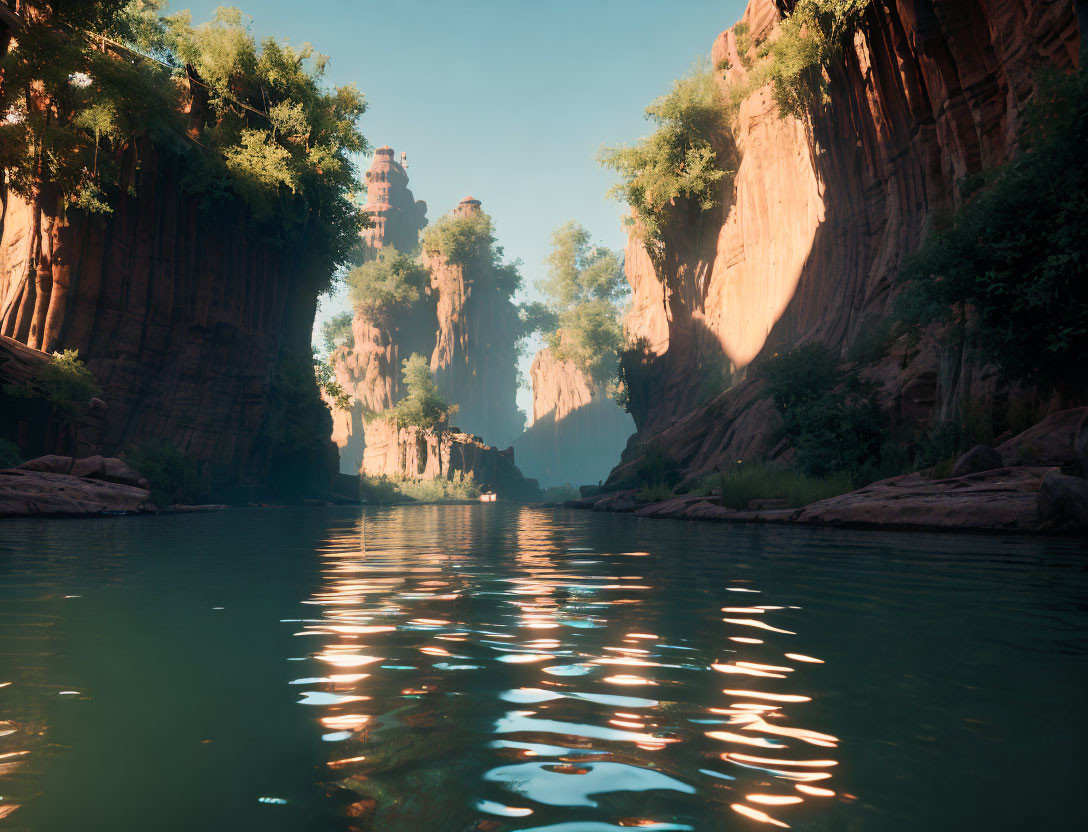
[614,0,1081,479]
[0,138,336,498]
[361,417,539,500]
[512,347,634,487]
[426,197,524,449]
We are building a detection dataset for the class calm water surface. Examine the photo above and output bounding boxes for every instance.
[0,506,1086,831]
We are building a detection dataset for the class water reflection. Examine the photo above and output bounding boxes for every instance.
[294,507,843,830]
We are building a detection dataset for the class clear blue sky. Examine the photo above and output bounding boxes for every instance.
[178,0,746,413]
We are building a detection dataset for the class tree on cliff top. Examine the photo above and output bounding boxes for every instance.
[420,208,522,297]
[764,0,870,119]
[521,221,627,391]
[345,246,429,321]
[390,353,455,430]
[598,63,733,270]
[0,2,368,350]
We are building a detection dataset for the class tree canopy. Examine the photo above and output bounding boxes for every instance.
[0,2,368,290]
[521,221,627,391]
[389,353,455,430]
[320,311,354,354]
[345,246,430,320]
[421,208,522,297]
[599,64,733,253]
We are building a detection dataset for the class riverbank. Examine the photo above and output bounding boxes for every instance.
[563,465,1088,534]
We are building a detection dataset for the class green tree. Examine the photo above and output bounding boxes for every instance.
[320,311,355,353]
[0,2,368,349]
[345,247,429,319]
[313,349,351,410]
[521,221,627,390]
[599,63,734,267]
[420,208,522,297]
[897,67,1088,392]
[389,353,454,429]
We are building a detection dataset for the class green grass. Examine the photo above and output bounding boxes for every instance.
[637,482,675,503]
[709,463,855,510]
[359,473,480,503]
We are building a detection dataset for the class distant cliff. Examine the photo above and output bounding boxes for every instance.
[610,0,1082,485]
[513,347,633,487]
[330,151,524,474]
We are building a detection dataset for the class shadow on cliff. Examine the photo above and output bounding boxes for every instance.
[512,395,635,488]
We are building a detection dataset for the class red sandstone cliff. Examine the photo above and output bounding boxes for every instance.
[425,197,524,449]
[0,137,336,497]
[611,0,1082,484]
[361,417,539,501]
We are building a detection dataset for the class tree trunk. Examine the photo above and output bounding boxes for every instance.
[41,198,69,352]
[26,187,50,350]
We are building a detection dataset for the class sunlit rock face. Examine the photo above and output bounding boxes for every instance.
[513,348,634,488]
[361,417,540,500]
[426,197,524,449]
[328,148,433,474]
[329,165,524,472]
[613,0,1081,476]
[0,138,334,498]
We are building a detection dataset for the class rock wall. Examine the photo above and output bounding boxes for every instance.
[426,197,524,449]
[361,417,540,501]
[0,138,336,498]
[512,348,634,487]
[613,0,1082,476]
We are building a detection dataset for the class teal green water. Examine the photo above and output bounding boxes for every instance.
[0,506,1085,831]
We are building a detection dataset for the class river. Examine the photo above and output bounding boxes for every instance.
[1,505,1085,831]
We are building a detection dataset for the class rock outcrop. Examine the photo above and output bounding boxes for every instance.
[0,138,336,499]
[424,197,524,448]
[511,348,634,487]
[609,0,1082,485]
[0,454,152,517]
[361,418,540,501]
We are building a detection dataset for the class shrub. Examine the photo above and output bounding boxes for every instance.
[759,344,839,411]
[896,66,1088,392]
[359,472,479,503]
[265,349,332,452]
[123,443,200,507]
[634,440,681,491]
[389,354,454,429]
[713,462,854,509]
[3,349,103,424]
[345,247,430,319]
[599,63,734,254]
[757,344,885,480]
[765,0,870,119]
[0,438,21,469]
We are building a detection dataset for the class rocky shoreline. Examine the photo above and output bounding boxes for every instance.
[564,408,1088,536]
[0,455,226,519]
